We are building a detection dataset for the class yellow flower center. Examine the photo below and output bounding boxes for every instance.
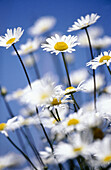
[51,98,61,105]
[73,147,83,152]
[41,93,49,100]
[67,118,79,126]
[6,38,16,45]
[24,45,33,52]
[103,155,111,162]
[65,86,76,95]
[54,42,68,51]
[0,123,6,131]
[99,55,111,63]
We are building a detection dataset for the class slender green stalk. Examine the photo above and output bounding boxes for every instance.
[61,52,79,111]
[107,65,111,75]
[12,44,32,89]
[7,136,38,170]
[30,52,41,79]
[3,96,45,168]
[48,107,59,122]
[84,27,97,112]
[36,107,62,170]
[21,127,46,169]
[55,108,61,122]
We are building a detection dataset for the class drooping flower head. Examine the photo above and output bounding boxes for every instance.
[87,51,111,69]
[0,27,24,49]
[67,13,100,32]
[41,34,79,55]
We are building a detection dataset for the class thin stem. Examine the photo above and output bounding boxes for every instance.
[30,52,41,79]
[107,65,111,75]
[48,108,59,122]
[7,136,38,170]
[3,96,28,154]
[55,108,61,122]
[84,28,97,112]
[12,44,32,89]
[21,127,46,168]
[61,52,79,111]
[36,107,62,170]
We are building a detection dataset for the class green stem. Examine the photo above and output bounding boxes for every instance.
[55,108,61,121]
[12,44,32,89]
[84,27,97,112]
[107,65,111,75]
[7,136,38,170]
[30,52,41,79]
[61,52,79,111]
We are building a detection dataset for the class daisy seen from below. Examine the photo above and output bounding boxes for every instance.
[41,34,79,55]
[67,13,100,32]
[87,51,111,69]
[28,16,56,36]
[0,27,24,49]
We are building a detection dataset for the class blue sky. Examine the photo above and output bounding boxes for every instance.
[0,0,111,156]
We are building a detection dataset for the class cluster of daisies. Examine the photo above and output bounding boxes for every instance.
[1,13,111,170]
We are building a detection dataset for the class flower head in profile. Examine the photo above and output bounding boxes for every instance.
[64,81,86,95]
[67,13,100,32]
[0,117,19,137]
[87,51,111,69]
[16,38,41,55]
[0,27,24,49]
[41,34,79,55]
[28,16,56,36]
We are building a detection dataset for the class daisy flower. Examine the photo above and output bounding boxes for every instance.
[0,27,24,49]
[87,51,111,69]
[41,34,79,55]
[92,36,111,49]
[69,68,88,85]
[0,117,19,137]
[54,132,92,163]
[84,73,105,93]
[67,13,100,32]
[91,135,111,167]
[28,16,56,36]
[17,38,41,55]
[0,152,24,169]
[64,80,86,95]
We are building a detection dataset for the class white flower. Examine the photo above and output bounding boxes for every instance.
[40,147,55,165]
[84,73,105,92]
[0,117,20,136]
[87,51,111,69]
[64,80,86,95]
[28,16,56,36]
[17,115,38,127]
[67,13,100,32]
[17,38,41,55]
[91,135,111,167]
[0,152,24,169]
[92,36,111,49]
[54,132,92,163]
[69,68,88,85]
[0,27,24,49]
[41,34,79,55]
